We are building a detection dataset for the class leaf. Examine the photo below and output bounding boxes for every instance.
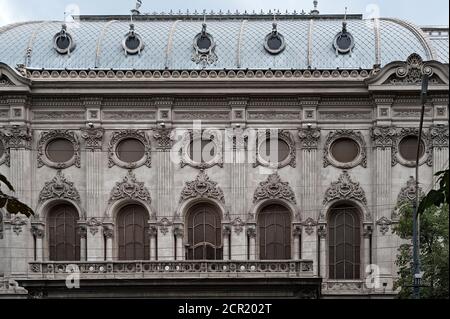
[5,197,34,217]
[0,174,15,192]
[0,196,6,208]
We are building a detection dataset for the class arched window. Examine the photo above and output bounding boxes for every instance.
[186,203,222,260]
[328,204,361,279]
[258,204,291,260]
[48,204,80,261]
[117,204,150,260]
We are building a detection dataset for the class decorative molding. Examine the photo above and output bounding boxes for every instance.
[81,127,104,150]
[147,225,158,237]
[38,170,81,205]
[323,171,367,206]
[77,225,87,238]
[108,130,151,169]
[254,130,296,169]
[108,170,152,205]
[158,218,172,235]
[246,225,256,238]
[102,226,114,238]
[231,217,245,235]
[386,53,439,85]
[0,131,10,167]
[153,128,175,150]
[430,125,449,149]
[301,218,317,236]
[11,216,27,235]
[173,226,184,238]
[392,128,432,167]
[298,128,321,150]
[37,130,80,169]
[253,172,296,204]
[180,130,223,169]
[323,130,367,169]
[179,170,225,204]
[0,75,14,87]
[248,111,301,121]
[396,176,424,206]
[175,111,229,121]
[4,126,32,149]
[102,111,156,121]
[317,225,327,239]
[319,111,372,120]
[86,218,102,236]
[33,111,85,120]
[376,217,392,235]
[30,225,45,239]
[371,126,397,149]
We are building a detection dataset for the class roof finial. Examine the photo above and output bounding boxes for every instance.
[311,0,319,15]
[131,0,142,16]
[342,7,348,32]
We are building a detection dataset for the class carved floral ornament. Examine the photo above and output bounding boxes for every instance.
[376,216,392,235]
[180,130,223,169]
[371,126,398,149]
[179,170,225,204]
[302,217,318,236]
[298,127,321,150]
[153,128,175,150]
[81,127,104,150]
[253,173,296,204]
[108,170,152,205]
[37,130,80,169]
[4,125,32,150]
[430,125,449,149]
[0,131,10,167]
[38,170,81,205]
[108,130,151,169]
[392,176,425,221]
[388,53,439,85]
[254,130,296,169]
[323,130,367,169]
[323,171,367,206]
[11,216,27,235]
[392,128,432,167]
[192,23,218,67]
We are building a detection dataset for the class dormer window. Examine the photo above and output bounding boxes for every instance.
[53,24,76,55]
[264,22,286,55]
[192,23,218,66]
[122,24,144,55]
[333,21,355,55]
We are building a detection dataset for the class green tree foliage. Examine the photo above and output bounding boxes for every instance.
[0,173,34,217]
[393,169,449,299]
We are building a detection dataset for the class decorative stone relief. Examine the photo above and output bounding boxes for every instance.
[254,130,296,169]
[293,225,302,237]
[30,225,45,239]
[192,23,218,67]
[371,126,397,149]
[323,130,367,168]
[323,171,367,205]
[159,218,172,235]
[246,225,256,238]
[33,111,85,120]
[81,127,104,150]
[173,226,184,238]
[103,111,156,121]
[302,218,317,236]
[396,176,424,206]
[253,173,296,204]
[147,225,158,236]
[153,128,175,150]
[318,111,372,120]
[179,170,225,204]
[376,217,392,235]
[363,225,373,238]
[77,225,87,238]
[430,125,449,149]
[37,130,80,169]
[11,216,27,235]
[108,130,151,169]
[86,218,102,236]
[223,225,232,236]
[38,170,81,205]
[0,131,10,167]
[180,130,223,169]
[0,75,14,86]
[392,128,432,167]
[108,170,152,205]
[103,226,114,238]
[231,217,245,235]
[317,225,327,238]
[387,53,440,85]
[298,128,321,150]
[4,126,32,149]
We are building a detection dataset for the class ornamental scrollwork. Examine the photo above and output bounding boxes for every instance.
[388,53,439,85]
[179,170,225,204]
[323,171,367,206]
[108,170,152,205]
[108,130,151,169]
[254,129,296,169]
[86,218,102,236]
[231,217,245,235]
[192,23,218,67]
[180,129,223,169]
[323,130,367,169]
[253,172,296,204]
[11,216,27,235]
[298,127,321,150]
[430,125,449,150]
[301,218,317,236]
[0,131,10,167]
[371,126,397,149]
[4,125,32,150]
[393,176,425,219]
[392,128,432,167]
[153,128,175,150]
[38,170,81,205]
[376,217,392,235]
[159,218,172,236]
[81,127,104,150]
[37,130,80,169]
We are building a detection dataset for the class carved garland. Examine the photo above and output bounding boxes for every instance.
[392,128,432,167]
[108,130,151,169]
[179,170,225,204]
[0,131,10,167]
[323,130,367,168]
[253,173,296,204]
[38,170,81,205]
[180,130,223,169]
[37,130,80,169]
[108,170,152,205]
[323,171,367,206]
[254,130,296,169]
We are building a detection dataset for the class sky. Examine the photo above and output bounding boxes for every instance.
[0,0,448,27]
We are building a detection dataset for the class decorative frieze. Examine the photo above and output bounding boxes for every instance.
[248,111,301,121]
[175,111,229,121]
[108,171,152,205]
[319,111,372,120]
[371,126,397,149]
[81,127,104,150]
[38,170,81,205]
[103,111,156,121]
[298,128,321,150]
[323,130,367,168]
[108,130,151,169]
[323,171,367,205]
[4,126,31,149]
[253,173,296,204]
[33,111,85,120]
[179,170,225,204]
[37,130,81,169]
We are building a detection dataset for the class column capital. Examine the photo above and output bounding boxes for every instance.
[4,125,32,150]
[298,127,321,150]
[370,126,398,149]
[81,127,104,151]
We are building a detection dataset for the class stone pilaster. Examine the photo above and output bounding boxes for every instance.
[430,125,449,186]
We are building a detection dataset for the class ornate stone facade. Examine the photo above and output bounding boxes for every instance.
[253,173,296,204]
[323,171,367,205]
[37,130,81,169]
[38,171,81,205]
[108,171,152,205]
[179,170,225,204]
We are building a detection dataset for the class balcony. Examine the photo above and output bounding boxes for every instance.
[28,260,314,280]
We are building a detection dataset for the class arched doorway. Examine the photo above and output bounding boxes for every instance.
[258,204,291,260]
[186,202,222,260]
[328,204,361,279]
[117,204,150,260]
[48,203,80,261]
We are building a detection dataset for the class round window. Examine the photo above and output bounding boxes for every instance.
[116,138,145,163]
[46,138,75,163]
[125,36,141,51]
[260,139,290,163]
[189,139,216,163]
[399,136,425,161]
[53,25,75,54]
[197,35,212,51]
[56,36,71,51]
[331,138,360,163]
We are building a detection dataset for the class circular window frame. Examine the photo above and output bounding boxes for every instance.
[193,29,216,55]
[122,24,145,55]
[53,25,76,55]
[108,130,151,169]
[395,135,428,167]
[333,30,355,55]
[264,24,286,55]
[38,130,80,169]
[180,130,223,169]
[324,130,367,169]
[255,130,296,169]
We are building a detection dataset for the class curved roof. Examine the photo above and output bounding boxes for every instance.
[0,15,447,71]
